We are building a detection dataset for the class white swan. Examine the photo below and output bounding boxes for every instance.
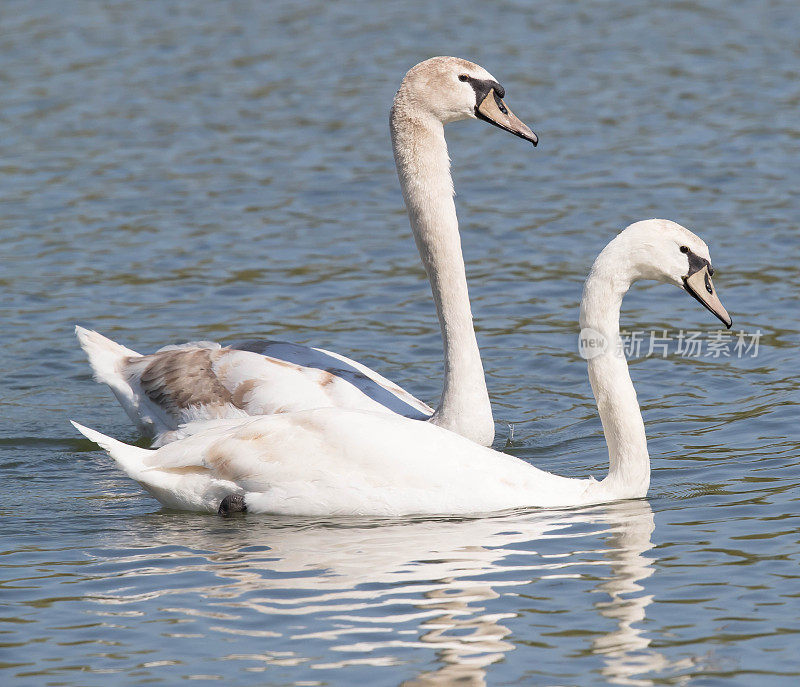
[72,219,732,516]
[75,56,537,448]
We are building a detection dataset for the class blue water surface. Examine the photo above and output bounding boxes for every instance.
[1,1,799,684]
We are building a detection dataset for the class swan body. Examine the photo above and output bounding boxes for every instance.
[72,411,599,516]
[76,56,537,448]
[74,220,732,516]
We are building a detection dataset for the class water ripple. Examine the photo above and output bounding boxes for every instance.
[2,0,799,684]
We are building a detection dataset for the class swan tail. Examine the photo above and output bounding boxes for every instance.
[71,421,152,476]
[75,326,169,436]
[71,420,232,513]
[75,326,141,385]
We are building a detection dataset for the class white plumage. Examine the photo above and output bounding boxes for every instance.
[74,220,732,516]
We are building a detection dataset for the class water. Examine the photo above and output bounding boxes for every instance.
[1,0,798,684]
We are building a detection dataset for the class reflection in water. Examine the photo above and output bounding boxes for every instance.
[593,503,659,686]
[91,501,663,685]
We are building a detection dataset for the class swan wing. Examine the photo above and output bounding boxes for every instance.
[76,328,433,446]
[231,339,434,417]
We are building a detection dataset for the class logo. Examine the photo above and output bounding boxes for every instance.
[578,328,607,360]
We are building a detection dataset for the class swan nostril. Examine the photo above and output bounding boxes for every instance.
[704,273,713,294]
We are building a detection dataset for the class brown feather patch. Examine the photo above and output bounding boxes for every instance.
[137,348,233,416]
[231,379,258,409]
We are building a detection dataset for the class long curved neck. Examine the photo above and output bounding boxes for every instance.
[390,104,493,446]
[579,241,650,498]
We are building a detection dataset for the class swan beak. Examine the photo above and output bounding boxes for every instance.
[682,265,732,328]
[476,89,538,146]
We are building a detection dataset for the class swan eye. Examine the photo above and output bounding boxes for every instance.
[680,245,689,253]
[458,74,469,82]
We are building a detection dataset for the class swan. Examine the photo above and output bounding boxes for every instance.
[75,56,537,448]
[72,219,732,516]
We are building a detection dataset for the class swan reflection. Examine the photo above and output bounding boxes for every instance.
[94,501,661,684]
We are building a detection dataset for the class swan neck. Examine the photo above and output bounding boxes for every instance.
[390,105,493,445]
[580,245,650,498]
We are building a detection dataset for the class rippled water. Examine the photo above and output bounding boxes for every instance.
[2,1,799,684]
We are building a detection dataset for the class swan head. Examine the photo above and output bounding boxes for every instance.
[393,56,537,145]
[618,219,732,328]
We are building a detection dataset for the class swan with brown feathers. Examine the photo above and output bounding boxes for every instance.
[76,57,536,448]
[73,220,732,516]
